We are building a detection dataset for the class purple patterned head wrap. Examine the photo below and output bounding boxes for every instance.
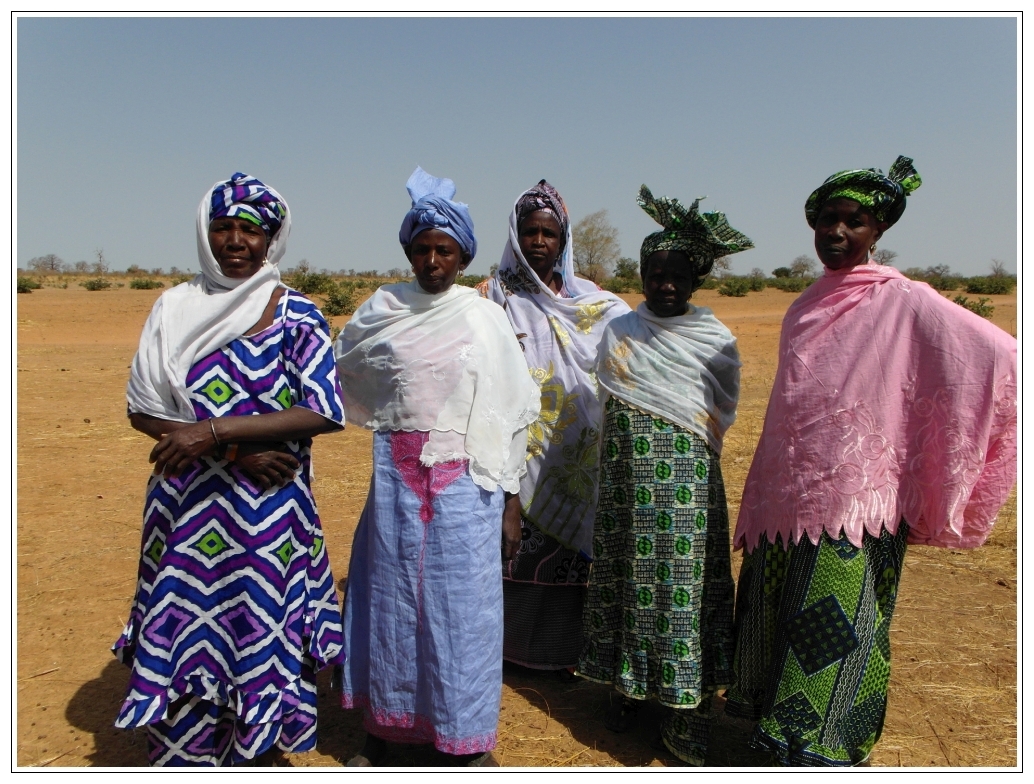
[515,180,569,248]
[209,172,287,237]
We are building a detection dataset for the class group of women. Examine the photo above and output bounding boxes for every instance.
[116,157,1016,767]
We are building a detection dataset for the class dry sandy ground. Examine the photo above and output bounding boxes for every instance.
[15,283,1017,768]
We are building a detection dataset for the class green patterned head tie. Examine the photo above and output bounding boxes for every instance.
[637,185,754,287]
[805,155,922,229]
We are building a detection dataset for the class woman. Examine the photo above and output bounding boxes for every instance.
[725,157,1017,766]
[479,180,629,672]
[334,167,541,767]
[576,186,752,765]
[117,173,346,766]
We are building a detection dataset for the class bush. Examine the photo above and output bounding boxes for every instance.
[718,277,750,297]
[952,295,995,319]
[169,273,194,286]
[455,274,487,288]
[772,267,791,278]
[925,275,965,292]
[80,278,112,291]
[602,276,642,294]
[129,278,165,290]
[697,277,719,290]
[321,283,357,317]
[748,276,766,292]
[288,270,336,295]
[767,277,811,293]
[17,276,42,293]
[965,276,1014,295]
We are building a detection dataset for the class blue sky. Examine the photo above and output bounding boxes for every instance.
[17,16,1017,277]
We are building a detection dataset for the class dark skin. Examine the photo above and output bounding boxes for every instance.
[130,220,342,490]
[403,228,522,559]
[517,210,564,294]
[813,198,888,271]
[642,251,695,317]
[404,228,471,294]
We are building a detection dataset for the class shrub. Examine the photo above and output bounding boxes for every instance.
[965,276,1014,295]
[169,274,194,286]
[925,275,965,292]
[129,278,165,290]
[603,276,642,294]
[697,277,719,290]
[952,295,995,319]
[455,274,487,288]
[126,264,147,275]
[288,270,336,295]
[718,277,750,297]
[748,276,766,292]
[321,283,357,317]
[80,278,112,291]
[17,276,42,293]
[767,277,811,293]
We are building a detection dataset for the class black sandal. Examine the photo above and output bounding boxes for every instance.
[603,694,641,733]
[345,734,388,767]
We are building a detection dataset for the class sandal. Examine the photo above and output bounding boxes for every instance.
[466,752,500,767]
[603,694,641,733]
[345,734,388,767]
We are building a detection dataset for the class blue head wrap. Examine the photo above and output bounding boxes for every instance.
[398,167,477,261]
[209,172,287,237]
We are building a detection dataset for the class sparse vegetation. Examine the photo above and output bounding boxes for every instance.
[80,278,112,291]
[129,278,165,290]
[965,276,1015,295]
[718,277,750,297]
[953,295,995,319]
[17,276,42,293]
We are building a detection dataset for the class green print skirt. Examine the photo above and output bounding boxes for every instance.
[577,396,735,765]
[725,523,909,766]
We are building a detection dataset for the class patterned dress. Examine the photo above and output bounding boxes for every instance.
[577,396,735,765]
[114,291,345,766]
[725,524,909,766]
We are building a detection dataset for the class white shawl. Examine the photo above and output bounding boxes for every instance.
[596,302,740,454]
[334,281,541,494]
[126,182,290,422]
[482,202,630,555]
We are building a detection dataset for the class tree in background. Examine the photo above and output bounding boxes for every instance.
[572,209,620,283]
[989,259,1008,277]
[873,249,898,266]
[28,254,64,273]
[712,255,732,278]
[790,255,817,278]
[614,257,638,280]
[74,260,90,273]
[91,248,108,275]
[772,267,791,278]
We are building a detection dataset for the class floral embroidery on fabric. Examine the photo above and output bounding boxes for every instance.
[574,301,611,334]
[342,693,496,754]
[526,362,580,459]
[548,316,573,347]
[498,264,540,295]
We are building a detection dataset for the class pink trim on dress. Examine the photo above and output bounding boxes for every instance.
[389,431,468,632]
[342,692,497,754]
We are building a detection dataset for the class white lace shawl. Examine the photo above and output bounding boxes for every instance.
[126,182,289,422]
[596,302,741,454]
[333,281,541,494]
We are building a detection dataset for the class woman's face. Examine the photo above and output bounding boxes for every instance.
[813,198,887,271]
[208,216,270,278]
[406,228,470,294]
[518,210,563,280]
[643,251,694,318]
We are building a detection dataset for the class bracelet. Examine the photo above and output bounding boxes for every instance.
[224,443,239,461]
[209,418,221,447]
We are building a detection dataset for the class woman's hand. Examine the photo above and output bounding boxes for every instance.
[502,493,523,561]
[234,443,301,490]
[149,421,218,477]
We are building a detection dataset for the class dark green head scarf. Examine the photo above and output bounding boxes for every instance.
[637,185,754,285]
[805,155,922,229]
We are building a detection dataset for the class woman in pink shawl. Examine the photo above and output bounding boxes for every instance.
[724,157,1016,766]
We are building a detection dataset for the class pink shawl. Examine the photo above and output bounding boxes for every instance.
[735,262,1016,553]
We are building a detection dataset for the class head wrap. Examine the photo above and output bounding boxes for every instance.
[209,172,287,236]
[398,166,477,260]
[805,155,922,229]
[515,179,569,251]
[127,176,289,422]
[637,185,754,285]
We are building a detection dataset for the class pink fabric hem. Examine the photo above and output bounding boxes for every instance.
[342,692,496,754]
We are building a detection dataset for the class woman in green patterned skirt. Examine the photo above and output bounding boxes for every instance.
[576,186,754,765]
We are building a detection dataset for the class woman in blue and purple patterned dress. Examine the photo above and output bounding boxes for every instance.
[116,174,345,766]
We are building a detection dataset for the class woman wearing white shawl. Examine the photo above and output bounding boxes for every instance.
[116,173,346,766]
[335,168,540,767]
[576,186,752,766]
[479,180,630,673]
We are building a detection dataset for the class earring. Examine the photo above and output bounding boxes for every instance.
[870,243,877,254]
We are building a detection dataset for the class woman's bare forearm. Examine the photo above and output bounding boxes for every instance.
[130,407,341,445]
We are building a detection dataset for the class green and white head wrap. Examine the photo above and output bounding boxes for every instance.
[637,185,754,287]
[805,155,922,229]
